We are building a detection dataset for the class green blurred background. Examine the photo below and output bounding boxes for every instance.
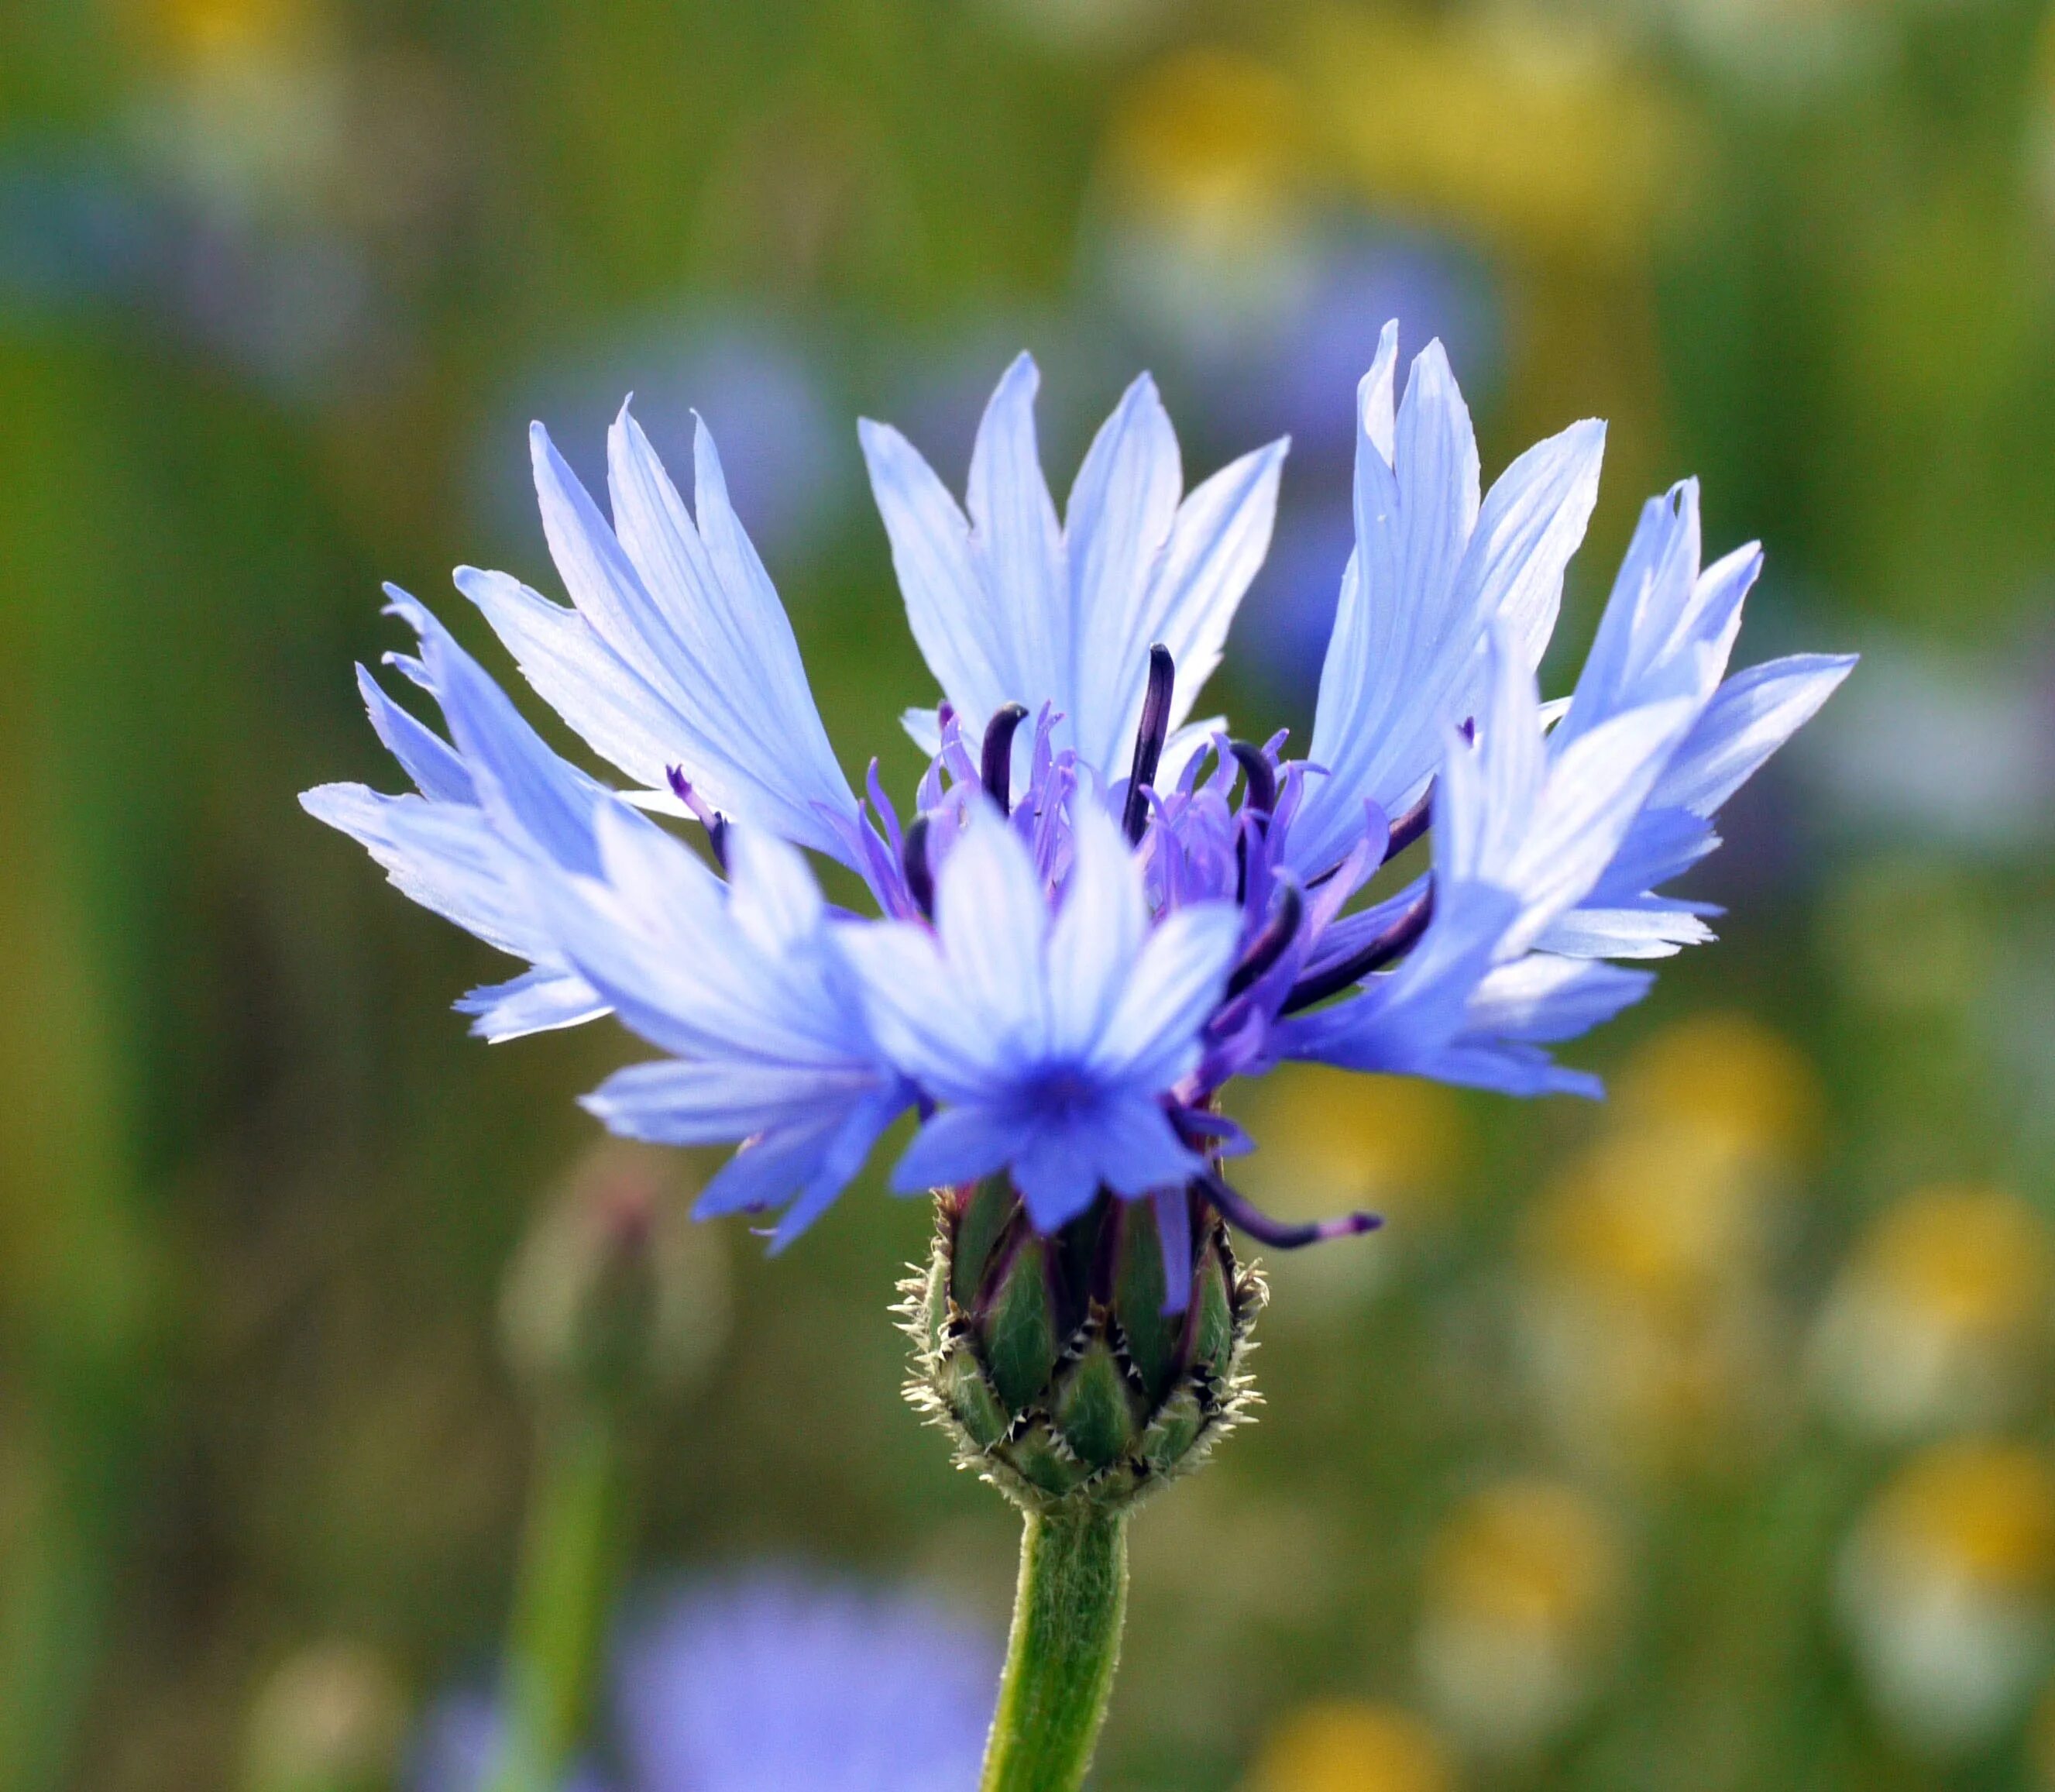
[5,0,2055,1787]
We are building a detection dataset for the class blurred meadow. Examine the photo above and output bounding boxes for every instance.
[5,0,2055,1787]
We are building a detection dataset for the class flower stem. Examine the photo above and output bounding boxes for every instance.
[980,1506,1130,1792]
[488,1405,627,1792]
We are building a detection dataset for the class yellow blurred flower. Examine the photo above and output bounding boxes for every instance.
[1243,1700,1457,1792]
[1840,1442,2055,1755]
[1610,1011,1823,1171]
[1511,1013,1817,1472]
[1291,5,1680,267]
[1811,1185,2053,1439]
[1517,1123,1788,1472]
[239,1643,403,1792]
[1095,46,1317,345]
[1418,1481,1624,1759]
[1227,1065,1464,1312]
[1102,47,1307,246]
[138,0,313,66]
[1232,1065,1463,1224]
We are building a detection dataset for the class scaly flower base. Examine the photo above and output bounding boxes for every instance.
[902,1180,1266,1789]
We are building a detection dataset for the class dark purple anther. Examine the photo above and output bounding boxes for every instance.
[668,766,730,873]
[902,814,935,919]
[1198,1167,1381,1248]
[1121,643,1176,845]
[981,703,1029,815]
[1279,880,1435,1016]
[1225,882,1303,999]
[1228,740,1277,818]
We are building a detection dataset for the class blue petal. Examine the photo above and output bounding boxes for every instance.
[299,782,542,961]
[1652,652,1858,817]
[890,1106,1032,1194]
[455,965,607,1041]
[355,662,474,803]
[455,416,858,862]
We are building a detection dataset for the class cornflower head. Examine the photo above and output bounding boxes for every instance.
[308,322,1849,1790]
[306,327,1848,1484]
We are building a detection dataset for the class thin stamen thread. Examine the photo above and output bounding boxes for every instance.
[1198,1167,1380,1247]
[1279,881,1435,1016]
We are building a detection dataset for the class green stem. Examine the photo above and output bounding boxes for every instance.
[489,1405,627,1792]
[980,1507,1130,1792]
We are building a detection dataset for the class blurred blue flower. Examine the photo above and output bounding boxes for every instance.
[307,322,1848,1262]
[486,322,845,569]
[614,1572,997,1792]
[411,1571,996,1792]
[1187,228,1500,475]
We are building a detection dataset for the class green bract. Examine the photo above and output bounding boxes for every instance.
[901,1180,1266,1513]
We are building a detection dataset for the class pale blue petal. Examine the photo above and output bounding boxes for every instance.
[1531,907,1713,958]
[583,1058,884,1144]
[1651,652,1858,817]
[356,661,473,803]
[964,353,1069,724]
[1066,372,1184,771]
[409,599,612,879]
[1390,339,1481,631]
[1458,415,1606,674]
[836,921,1007,1101]
[859,419,1009,733]
[725,824,826,957]
[1462,954,1654,1043]
[452,564,692,796]
[1009,1125,1108,1232]
[603,408,857,848]
[891,1106,1032,1195]
[931,805,1050,1061]
[1292,337,1600,879]
[1094,899,1242,1088]
[1146,441,1287,747]
[1497,695,1696,954]
[299,783,542,961]
[1045,803,1148,1062]
[456,966,607,1041]
[1082,1098,1200,1200]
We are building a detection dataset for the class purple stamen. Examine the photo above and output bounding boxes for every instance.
[981,703,1029,815]
[902,814,935,918]
[1153,1185,1194,1315]
[1122,643,1175,846]
[1385,782,1434,858]
[1225,882,1303,999]
[1228,740,1277,818]
[1198,1168,1381,1249]
[667,767,729,873]
[1279,880,1435,1016]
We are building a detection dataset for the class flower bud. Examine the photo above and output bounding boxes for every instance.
[900,1179,1265,1512]
[500,1145,729,1412]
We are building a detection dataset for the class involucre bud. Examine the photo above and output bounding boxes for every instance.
[901,1180,1265,1512]
[500,1145,728,1411]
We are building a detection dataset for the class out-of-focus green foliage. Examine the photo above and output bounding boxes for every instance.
[2,1,2053,1789]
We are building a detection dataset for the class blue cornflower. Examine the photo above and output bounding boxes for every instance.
[414,1570,997,1792]
[613,1572,996,1792]
[305,322,1851,1268]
